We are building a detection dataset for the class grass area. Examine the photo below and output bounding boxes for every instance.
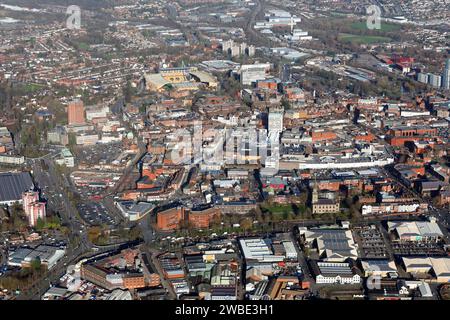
[350,21,401,32]
[260,204,294,215]
[75,41,90,50]
[338,33,392,44]
[24,83,44,93]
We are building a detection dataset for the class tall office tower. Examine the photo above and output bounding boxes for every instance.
[442,58,450,90]
[68,100,86,125]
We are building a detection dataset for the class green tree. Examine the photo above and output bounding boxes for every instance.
[30,258,41,271]
[36,217,45,230]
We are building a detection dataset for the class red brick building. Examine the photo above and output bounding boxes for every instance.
[68,100,85,125]
[188,207,221,229]
[156,207,185,231]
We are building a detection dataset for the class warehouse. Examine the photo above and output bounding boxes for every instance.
[402,257,450,283]
[0,172,34,206]
[8,245,66,270]
[361,260,398,278]
[282,241,298,260]
[388,220,444,242]
[300,227,358,262]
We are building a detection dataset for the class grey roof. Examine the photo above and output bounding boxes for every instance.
[304,228,358,261]
[0,172,34,203]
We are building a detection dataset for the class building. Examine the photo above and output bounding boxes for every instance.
[312,186,340,214]
[0,172,34,206]
[68,100,86,125]
[388,220,443,242]
[282,241,297,260]
[0,126,14,152]
[8,245,65,270]
[311,261,361,284]
[76,133,99,145]
[221,40,255,58]
[442,58,450,90]
[361,260,398,278]
[188,207,221,229]
[55,148,75,167]
[239,63,271,86]
[123,274,146,289]
[300,227,358,262]
[417,72,429,84]
[268,110,284,133]
[80,248,152,290]
[86,104,109,121]
[402,257,450,283]
[156,207,185,231]
[116,201,155,221]
[22,191,46,227]
[239,238,284,264]
[0,155,25,165]
[428,73,442,88]
[47,126,69,145]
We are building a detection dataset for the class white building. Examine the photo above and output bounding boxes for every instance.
[268,110,284,133]
[239,63,271,85]
[76,133,99,145]
[239,238,284,263]
[56,148,75,167]
[86,105,109,121]
[282,241,297,260]
[361,260,398,278]
[388,220,443,242]
[313,261,361,284]
[402,257,450,283]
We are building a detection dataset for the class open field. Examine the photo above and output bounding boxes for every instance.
[350,20,402,32]
[338,33,392,44]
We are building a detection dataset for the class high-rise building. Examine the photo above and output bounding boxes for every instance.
[428,74,442,88]
[22,191,46,227]
[442,58,450,90]
[417,72,429,84]
[68,100,85,125]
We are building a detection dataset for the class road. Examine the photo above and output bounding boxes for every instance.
[360,122,450,237]
[144,247,177,299]
[14,156,94,299]
[30,157,91,252]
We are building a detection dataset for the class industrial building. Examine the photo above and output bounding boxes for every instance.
[300,227,358,262]
[8,245,66,270]
[388,220,444,242]
[0,172,34,206]
[402,257,450,283]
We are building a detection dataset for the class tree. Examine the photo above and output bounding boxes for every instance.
[240,218,253,231]
[30,258,41,271]
[36,217,45,230]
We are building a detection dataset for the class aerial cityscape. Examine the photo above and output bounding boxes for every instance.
[0,0,450,304]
